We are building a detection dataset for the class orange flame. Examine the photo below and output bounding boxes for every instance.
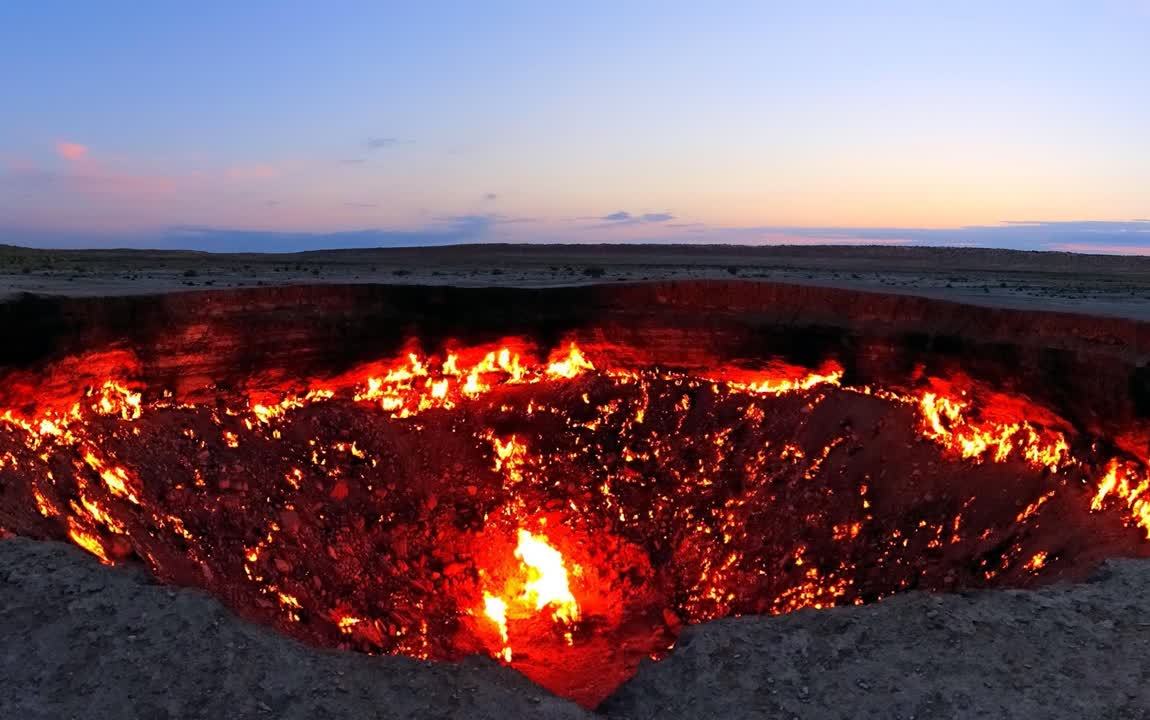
[481,528,581,662]
[515,529,580,624]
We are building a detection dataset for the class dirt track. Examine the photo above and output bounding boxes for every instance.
[5,538,1150,719]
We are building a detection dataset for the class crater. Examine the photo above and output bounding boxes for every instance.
[1,281,1148,708]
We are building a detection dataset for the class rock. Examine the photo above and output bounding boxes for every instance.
[279,510,300,532]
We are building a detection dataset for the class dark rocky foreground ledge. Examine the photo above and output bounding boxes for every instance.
[602,563,1150,720]
[0,539,590,720]
[4,539,1150,719]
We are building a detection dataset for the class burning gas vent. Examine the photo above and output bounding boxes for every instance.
[2,332,1149,706]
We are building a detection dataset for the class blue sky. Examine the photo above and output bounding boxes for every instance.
[1,1,1148,253]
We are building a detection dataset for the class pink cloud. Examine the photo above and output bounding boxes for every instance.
[752,232,911,246]
[66,168,177,196]
[226,163,279,181]
[56,140,89,162]
[9,142,179,197]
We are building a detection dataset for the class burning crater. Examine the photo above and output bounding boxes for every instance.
[1,282,1149,707]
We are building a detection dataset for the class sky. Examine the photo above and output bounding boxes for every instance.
[1,1,1148,253]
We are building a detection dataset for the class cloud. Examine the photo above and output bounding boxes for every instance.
[1045,242,1150,256]
[225,164,279,181]
[344,201,380,209]
[482,192,499,201]
[639,219,1150,253]
[139,215,497,252]
[597,210,676,225]
[2,164,176,197]
[364,137,400,150]
[55,141,88,162]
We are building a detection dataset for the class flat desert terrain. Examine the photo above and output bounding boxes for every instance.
[2,243,1149,320]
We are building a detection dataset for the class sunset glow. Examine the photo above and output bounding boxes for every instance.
[0,2,1146,253]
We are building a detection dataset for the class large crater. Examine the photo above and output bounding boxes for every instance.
[1,280,1148,708]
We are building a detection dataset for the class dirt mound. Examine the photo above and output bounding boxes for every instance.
[0,538,590,720]
[602,558,1150,719]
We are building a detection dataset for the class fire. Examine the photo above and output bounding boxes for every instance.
[483,593,511,661]
[1090,459,1150,537]
[515,529,580,623]
[481,528,581,662]
[2,334,1150,705]
[66,517,109,564]
[546,344,594,379]
[1025,551,1048,571]
[917,390,1069,472]
[92,380,142,420]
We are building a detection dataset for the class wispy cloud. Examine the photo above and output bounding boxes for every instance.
[4,147,177,198]
[55,140,89,162]
[153,216,490,251]
[225,163,279,181]
[597,210,676,225]
[1046,242,1150,256]
[364,137,400,150]
[640,219,1150,254]
[340,137,406,165]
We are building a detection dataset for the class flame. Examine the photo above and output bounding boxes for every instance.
[515,529,580,624]
[481,528,581,662]
[546,344,594,379]
[482,593,512,661]
[1025,551,1048,571]
[67,517,110,564]
[917,391,1069,472]
[1090,459,1150,537]
[92,380,143,420]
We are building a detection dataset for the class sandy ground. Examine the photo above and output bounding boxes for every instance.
[3,243,1150,320]
[5,538,1150,719]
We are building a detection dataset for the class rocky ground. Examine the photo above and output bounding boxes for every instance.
[602,560,1150,719]
[0,539,590,720]
[5,538,1150,719]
